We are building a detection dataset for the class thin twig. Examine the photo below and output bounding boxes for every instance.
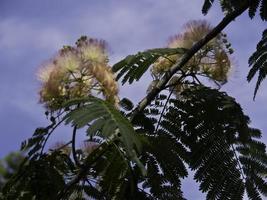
[163,74,186,90]
[138,187,154,199]
[190,73,203,85]
[231,144,246,181]
[56,133,118,199]
[72,125,81,167]
[155,86,175,132]
[40,118,65,155]
[50,140,72,152]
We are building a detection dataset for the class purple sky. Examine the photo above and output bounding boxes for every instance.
[0,1,266,199]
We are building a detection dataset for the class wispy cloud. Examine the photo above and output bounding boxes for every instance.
[0,18,69,53]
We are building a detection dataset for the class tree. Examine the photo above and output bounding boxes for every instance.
[1,0,267,199]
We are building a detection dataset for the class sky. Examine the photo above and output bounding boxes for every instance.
[0,0,266,199]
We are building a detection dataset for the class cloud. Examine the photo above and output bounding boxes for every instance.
[0,18,69,54]
[75,0,215,55]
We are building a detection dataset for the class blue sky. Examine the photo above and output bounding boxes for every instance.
[0,0,266,199]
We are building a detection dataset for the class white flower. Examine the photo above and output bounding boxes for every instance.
[37,63,55,82]
[56,52,80,73]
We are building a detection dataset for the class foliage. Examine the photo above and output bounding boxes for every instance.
[247,29,267,99]
[162,86,267,199]
[112,48,187,85]
[1,1,267,200]
[63,96,146,175]
[0,152,24,190]
[202,0,267,20]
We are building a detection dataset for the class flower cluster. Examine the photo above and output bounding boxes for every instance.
[151,20,233,84]
[37,36,119,111]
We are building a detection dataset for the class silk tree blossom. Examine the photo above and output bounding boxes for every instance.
[151,20,233,86]
[37,36,119,111]
[55,48,80,73]
[37,63,55,82]
[76,36,109,64]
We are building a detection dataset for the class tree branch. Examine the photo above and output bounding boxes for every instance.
[130,3,249,120]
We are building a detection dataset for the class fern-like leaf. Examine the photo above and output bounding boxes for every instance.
[161,86,267,199]
[63,96,145,175]
[2,152,73,199]
[247,29,267,99]
[249,0,261,18]
[201,0,267,20]
[112,48,186,85]
[98,147,129,200]
[260,0,267,20]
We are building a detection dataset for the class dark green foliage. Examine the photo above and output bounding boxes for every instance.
[0,152,24,190]
[83,144,149,200]
[202,0,267,20]
[247,29,267,99]
[260,0,267,20]
[20,127,49,157]
[161,86,246,199]
[202,0,215,15]
[140,134,188,200]
[159,86,267,199]
[238,137,267,200]
[119,98,134,111]
[248,0,261,18]
[131,112,155,133]
[96,146,129,200]
[82,185,104,200]
[112,48,186,85]
[63,96,145,174]
[3,67,267,200]
[118,93,187,199]
[2,152,73,200]
[131,94,168,134]
[202,0,244,15]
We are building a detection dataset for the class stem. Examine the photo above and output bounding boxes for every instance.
[130,3,248,121]
[231,144,246,181]
[190,73,203,85]
[40,118,65,155]
[52,140,72,152]
[72,125,81,167]
[56,132,118,199]
[155,86,175,133]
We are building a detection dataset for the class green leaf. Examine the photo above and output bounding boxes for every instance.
[246,179,262,200]
[98,149,129,200]
[160,86,267,199]
[201,0,267,21]
[63,96,146,175]
[112,48,186,85]
[119,98,134,111]
[249,0,260,18]
[247,29,267,99]
[260,0,267,20]
[86,118,105,137]
[2,153,71,200]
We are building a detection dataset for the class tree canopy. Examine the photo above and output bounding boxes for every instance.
[1,0,267,199]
